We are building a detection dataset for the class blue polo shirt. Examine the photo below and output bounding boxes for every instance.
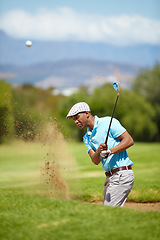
[83,115,133,171]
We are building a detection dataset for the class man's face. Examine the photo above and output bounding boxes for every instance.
[72,112,88,130]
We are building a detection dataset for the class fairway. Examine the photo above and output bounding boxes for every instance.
[69,142,160,203]
[0,141,160,240]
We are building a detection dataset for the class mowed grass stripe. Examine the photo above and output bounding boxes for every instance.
[0,189,160,240]
[0,141,160,240]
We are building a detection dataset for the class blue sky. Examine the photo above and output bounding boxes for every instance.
[0,0,160,45]
[0,0,159,18]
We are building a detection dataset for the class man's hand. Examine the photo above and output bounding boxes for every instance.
[100,149,111,158]
[98,143,111,158]
[98,143,108,152]
[89,142,109,165]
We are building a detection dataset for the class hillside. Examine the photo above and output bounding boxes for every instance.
[0,30,159,67]
[0,30,159,90]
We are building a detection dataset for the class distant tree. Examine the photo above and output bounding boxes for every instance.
[58,84,157,142]
[12,84,63,141]
[0,81,14,143]
[117,90,157,141]
[89,84,157,141]
[57,87,90,141]
[88,84,117,117]
[133,65,160,140]
[133,65,160,104]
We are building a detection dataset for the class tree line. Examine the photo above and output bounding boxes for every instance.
[0,65,159,143]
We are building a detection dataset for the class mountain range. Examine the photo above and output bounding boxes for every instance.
[0,30,159,90]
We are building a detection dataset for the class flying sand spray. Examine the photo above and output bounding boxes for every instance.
[40,118,80,199]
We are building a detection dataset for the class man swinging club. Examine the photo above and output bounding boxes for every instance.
[66,93,134,207]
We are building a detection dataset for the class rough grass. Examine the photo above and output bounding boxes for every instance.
[69,142,160,202]
[0,141,160,240]
[0,189,160,240]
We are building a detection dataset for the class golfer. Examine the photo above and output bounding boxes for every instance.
[66,102,134,207]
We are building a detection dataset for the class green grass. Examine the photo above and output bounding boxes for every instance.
[69,142,160,202]
[0,190,159,240]
[0,141,160,240]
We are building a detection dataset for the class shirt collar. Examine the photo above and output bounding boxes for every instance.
[87,115,99,136]
[94,115,99,128]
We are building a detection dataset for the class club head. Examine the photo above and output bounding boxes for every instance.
[113,82,120,92]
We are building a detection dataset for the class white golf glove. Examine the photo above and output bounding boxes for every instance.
[100,149,111,158]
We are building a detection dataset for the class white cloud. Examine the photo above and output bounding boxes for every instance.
[0,7,160,45]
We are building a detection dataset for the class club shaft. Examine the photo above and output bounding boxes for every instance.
[105,93,119,145]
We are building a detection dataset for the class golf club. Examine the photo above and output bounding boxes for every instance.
[100,82,120,158]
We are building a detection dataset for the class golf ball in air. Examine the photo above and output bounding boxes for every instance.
[25,40,32,47]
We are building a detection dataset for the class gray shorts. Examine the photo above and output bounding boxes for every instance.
[103,169,134,207]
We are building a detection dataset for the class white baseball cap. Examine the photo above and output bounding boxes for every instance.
[66,102,90,119]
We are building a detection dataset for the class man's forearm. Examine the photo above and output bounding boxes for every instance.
[110,131,134,154]
[88,131,134,163]
[89,148,101,165]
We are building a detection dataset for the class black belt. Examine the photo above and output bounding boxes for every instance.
[105,166,132,177]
